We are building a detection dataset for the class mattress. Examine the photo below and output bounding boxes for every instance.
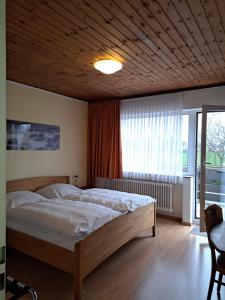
[7,217,85,251]
[63,188,156,212]
[7,196,121,242]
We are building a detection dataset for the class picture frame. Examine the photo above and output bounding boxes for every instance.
[7,120,60,150]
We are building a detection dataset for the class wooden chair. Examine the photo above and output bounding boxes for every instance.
[204,204,225,300]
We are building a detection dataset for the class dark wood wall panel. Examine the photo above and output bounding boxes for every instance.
[6,0,225,101]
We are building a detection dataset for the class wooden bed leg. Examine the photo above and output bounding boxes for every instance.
[152,226,155,237]
[152,203,156,237]
[74,243,82,300]
[74,277,82,300]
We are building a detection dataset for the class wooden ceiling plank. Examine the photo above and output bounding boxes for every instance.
[48,0,176,87]
[7,7,98,65]
[120,0,221,82]
[7,25,94,77]
[113,0,215,84]
[7,26,156,98]
[201,0,225,64]
[97,0,193,85]
[6,0,225,100]
[75,0,193,85]
[7,54,93,100]
[7,45,118,94]
[170,0,224,81]
[186,0,225,77]
[8,50,148,100]
[54,0,184,87]
[7,28,174,97]
[128,0,207,85]
[137,0,211,82]
[9,0,207,92]
[7,25,128,92]
[157,0,220,82]
[126,0,202,82]
[7,4,157,93]
[217,0,225,40]
[13,0,176,90]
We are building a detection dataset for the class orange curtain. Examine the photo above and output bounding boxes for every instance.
[87,100,122,187]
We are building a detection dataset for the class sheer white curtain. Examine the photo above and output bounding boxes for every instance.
[121,93,183,183]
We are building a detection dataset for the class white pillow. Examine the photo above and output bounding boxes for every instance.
[7,191,46,209]
[36,183,81,198]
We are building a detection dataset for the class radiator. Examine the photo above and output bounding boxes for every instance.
[112,179,174,213]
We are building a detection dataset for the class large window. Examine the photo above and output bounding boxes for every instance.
[121,115,182,178]
[120,94,183,183]
[121,104,198,182]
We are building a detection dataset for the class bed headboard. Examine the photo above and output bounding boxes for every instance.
[7,176,70,193]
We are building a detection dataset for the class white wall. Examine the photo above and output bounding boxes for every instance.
[183,85,225,109]
[7,81,88,187]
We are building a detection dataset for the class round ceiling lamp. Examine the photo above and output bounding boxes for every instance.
[94,59,122,74]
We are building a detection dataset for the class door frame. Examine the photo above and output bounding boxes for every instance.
[200,105,225,231]
[0,0,6,297]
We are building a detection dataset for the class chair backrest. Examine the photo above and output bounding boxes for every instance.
[204,204,223,234]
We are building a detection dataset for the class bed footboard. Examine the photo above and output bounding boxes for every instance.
[7,202,155,300]
[74,202,155,300]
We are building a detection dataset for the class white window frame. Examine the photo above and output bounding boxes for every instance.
[183,109,201,176]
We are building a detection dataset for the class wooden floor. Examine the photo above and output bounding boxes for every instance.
[6,218,225,300]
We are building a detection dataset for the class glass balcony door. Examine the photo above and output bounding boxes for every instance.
[198,105,225,231]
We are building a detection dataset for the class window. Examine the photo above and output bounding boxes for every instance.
[182,109,199,176]
[182,114,189,173]
[120,94,183,183]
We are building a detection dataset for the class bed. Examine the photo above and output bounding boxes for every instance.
[6,176,156,300]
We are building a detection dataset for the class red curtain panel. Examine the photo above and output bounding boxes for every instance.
[87,100,122,187]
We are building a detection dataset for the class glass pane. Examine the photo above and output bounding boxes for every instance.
[205,112,225,215]
[196,111,225,219]
[182,115,189,172]
[195,113,202,218]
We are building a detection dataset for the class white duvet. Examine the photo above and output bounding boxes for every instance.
[7,198,121,237]
[63,188,156,212]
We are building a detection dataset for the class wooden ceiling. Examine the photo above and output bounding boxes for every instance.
[7,0,225,102]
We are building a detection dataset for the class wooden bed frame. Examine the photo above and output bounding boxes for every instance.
[6,176,156,300]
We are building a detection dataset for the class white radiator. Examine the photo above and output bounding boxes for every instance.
[112,179,174,213]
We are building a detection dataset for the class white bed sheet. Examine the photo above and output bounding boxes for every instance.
[7,217,84,251]
[63,188,156,212]
[7,198,121,237]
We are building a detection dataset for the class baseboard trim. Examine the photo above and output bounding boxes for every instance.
[156,213,182,223]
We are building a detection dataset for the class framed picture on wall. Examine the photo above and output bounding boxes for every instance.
[7,120,60,150]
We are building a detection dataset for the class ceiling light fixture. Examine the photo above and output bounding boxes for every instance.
[94,59,122,74]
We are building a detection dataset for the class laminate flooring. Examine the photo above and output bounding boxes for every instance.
[6,218,223,300]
